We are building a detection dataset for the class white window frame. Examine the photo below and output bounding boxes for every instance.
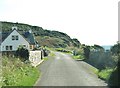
[6,46,13,51]
[12,35,19,40]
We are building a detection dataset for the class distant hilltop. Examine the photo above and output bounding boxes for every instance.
[0,21,81,48]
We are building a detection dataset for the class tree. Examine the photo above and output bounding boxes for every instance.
[15,47,29,61]
[93,44,104,51]
[110,42,120,55]
[83,46,90,59]
[108,42,120,87]
[72,38,81,48]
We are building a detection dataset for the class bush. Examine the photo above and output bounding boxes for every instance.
[83,46,90,59]
[108,68,119,87]
[110,42,120,55]
[108,58,120,87]
[43,49,50,57]
[2,56,40,86]
[15,47,29,61]
[98,68,114,81]
[107,42,120,87]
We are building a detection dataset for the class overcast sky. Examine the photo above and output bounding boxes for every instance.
[0,0,119,45]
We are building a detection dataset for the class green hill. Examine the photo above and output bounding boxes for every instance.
[0,21,81,48]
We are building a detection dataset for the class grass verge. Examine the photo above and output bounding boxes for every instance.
[91,67,114,82]
[43,57,48,61]
[55,48,72,54]
[2,56,40,86]
[98,68,114,81]
[50,52,55,57]
[73,55,84,60]
[90,67,99,75]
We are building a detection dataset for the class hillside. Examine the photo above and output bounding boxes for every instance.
[0,21,81,48]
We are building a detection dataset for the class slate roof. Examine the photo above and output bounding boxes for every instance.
[0,31,13,43]
[0,30,36,45]
[21,31,36,44]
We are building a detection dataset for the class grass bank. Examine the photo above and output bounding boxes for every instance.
[72,55,84,60]
[91,67,114,82]
[2,56,40,86]
[98,68,114,81]
[55,48,72,54]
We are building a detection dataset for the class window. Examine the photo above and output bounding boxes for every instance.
[30,45,33,49]
[6,46,8,50]
[12,35,15,40]
[6,46,13,51]
[12,35,19,40]
[16,36,18,40]
[10,46,12,50]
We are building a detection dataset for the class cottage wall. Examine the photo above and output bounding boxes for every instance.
[0,30,30,51]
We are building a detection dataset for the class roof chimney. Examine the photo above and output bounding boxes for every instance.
[12,26,17,30]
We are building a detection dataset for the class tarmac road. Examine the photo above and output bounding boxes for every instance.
[35,52,108,86]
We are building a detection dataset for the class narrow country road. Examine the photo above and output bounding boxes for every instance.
[35,52,108,86]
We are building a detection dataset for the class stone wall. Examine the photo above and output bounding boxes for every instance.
[29,50,43,67]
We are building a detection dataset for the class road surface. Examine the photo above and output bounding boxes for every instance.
[35,52,108,86]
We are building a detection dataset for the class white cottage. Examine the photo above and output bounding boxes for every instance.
[0,27,36,51]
